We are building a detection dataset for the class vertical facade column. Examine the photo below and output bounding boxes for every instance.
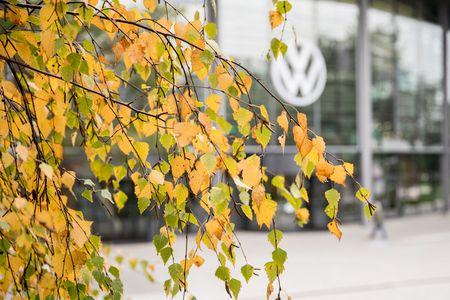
[440,1,450,214]
[357,0,373,221]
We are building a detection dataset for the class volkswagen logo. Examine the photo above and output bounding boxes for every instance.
[270,39,327,107]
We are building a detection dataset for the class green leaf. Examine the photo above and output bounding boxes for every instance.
[268,229,283,247]
[173,184,188,209]
[271,38,280,58]
[364,203,376,221]
[264,261,281,283]
[280,41,288,56]
[233,107,253,135]
[324,204,337,219]
[80,59,89,75]
[271,176,285,189]
[210,186,227,206]
[215,266,230,281]
[229,278,241,299]
[114,190,128,210]
[77,96,92,116]
[305,160,315,178]
[200,49,215,66]
[239,191,250,205]
[91,255,105,268]
[276,1,292,14]
[168,263,183,280]
[325,188,340,206]
[356,187,371,202]
[61,66,73,82]
[111,278,123,294]
[204,22,217,39]
[272,248,287,266]
[67,53,81,70]
[160,133,175,151]
[271,38,288,59]
[200,153,216,174]
[160,247,173,265]
[109,266,120,278]
[83,39,95,52]
[138,197,150,214]
[254,124,271,149]
[240,264,254,283]
[241,204,253,220]
[82,189,93,202]
[153,234,168,253]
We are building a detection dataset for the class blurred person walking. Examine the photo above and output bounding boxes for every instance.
[370,164,388,239]
[370,200,388,239]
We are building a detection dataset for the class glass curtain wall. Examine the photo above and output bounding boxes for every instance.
[369,0,444,216]
[219,0,361,229]
[71,0,449,239]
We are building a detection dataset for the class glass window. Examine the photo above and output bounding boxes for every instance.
[219,0,359,146]
[370,0,443,147]
[373,154,442,216]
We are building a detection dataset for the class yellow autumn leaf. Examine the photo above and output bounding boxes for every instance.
[205,94,222,113]
[173,122,199,147]
[260,105,270,121]
[252,196,277,229]
[170,155,187,180]
[15,144,28,161]
[269,10,284,29]
[293,125,306,151]
[39,163,53,179]
[192,255,205,267]
[343,162,354,176]
[327,219,342,240]
[40,4,58,29]
[2,80,21,101]
[149,169,164,185]
[71,220,92,248]
[312,136,325,156]
[316,157,334,179]
[300,138,313,159]
[277,111,289,132]
[205,219,223,240]
[117,135,134,155]
[143,0,158,13]
[297,112,308,129]
[218,73,234,90]
[61,171,76,190]
[330,165,346,185]
[240,155,262,188]
[189,164,209,195]
[134,141,150,162]
[295,208,310,225]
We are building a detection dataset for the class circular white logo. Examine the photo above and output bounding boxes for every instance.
[270,39,327,107]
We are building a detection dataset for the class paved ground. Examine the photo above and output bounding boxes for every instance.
[110,212,450,299]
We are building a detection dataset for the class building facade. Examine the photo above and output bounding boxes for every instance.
[218,0,449,229]
[73,0,450,239]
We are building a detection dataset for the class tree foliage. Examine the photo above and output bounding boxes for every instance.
[0,0,375,298]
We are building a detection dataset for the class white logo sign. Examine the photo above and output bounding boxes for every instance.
[270,39,327,107]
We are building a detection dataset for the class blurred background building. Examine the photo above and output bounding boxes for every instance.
[71,0,450,240]
[218,0,449,230]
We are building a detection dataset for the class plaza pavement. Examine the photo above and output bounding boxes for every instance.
[110,212,450,300]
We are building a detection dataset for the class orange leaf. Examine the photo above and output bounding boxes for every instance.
[327,219,342,240]
[330,165,346,185]
[277,111,289,132]
[269,11,284,29]
[173,122,199,147]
